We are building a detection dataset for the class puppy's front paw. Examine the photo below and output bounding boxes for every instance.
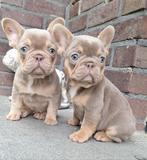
[33,112,46,120]
[69,130,89,143]
[67,118,80,126]
[44,118,57,125]
[6,111,21,121]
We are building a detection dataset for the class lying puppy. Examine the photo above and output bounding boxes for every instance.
[1,17,64,125]
[52,24,136,142]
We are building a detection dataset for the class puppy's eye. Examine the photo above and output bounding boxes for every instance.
[70,52,79,62]
[19,46,29,53]
[48,48,56,55]
[99,56,105,63]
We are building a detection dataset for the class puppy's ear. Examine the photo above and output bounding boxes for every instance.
[1,18,24,47]
[98,25,115,50]
[52,24,73,56]
[47,17,65,32]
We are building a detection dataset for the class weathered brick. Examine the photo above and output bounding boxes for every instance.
[68,14,87,32]
[0,25,6,39]
[87,0,118,27]
[105,69,133,92]
[1,6,43,28]
[69,1,80,18]
[0,72,14,87]
[127,97,147,120]
[122,0,147,15]
[0,0,23,7]
[81,0,104,12]
[24,0,65,17]
[134,46,147,68]
[113,46,135,67]
[114,16,147,41]
[128,72,147,95]
[0,41,10,55]
[112,46,147,68]
[0,86,12,96]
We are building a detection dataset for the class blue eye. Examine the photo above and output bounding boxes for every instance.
[19,46,29,53]
[48,48,56,54]
[99,55,105,63]
[70,52,79,62]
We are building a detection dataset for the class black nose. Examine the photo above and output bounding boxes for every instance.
[85,62,95,68]
[34,54,44,62]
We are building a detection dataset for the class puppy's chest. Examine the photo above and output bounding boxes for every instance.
[68,86,88,107]
[22,94,49,112]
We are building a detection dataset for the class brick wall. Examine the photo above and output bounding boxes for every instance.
[0,0,147,130]
[66,0,147,130]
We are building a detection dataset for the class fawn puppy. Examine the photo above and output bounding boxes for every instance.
[1,17,64,125]
[51,24,136,143]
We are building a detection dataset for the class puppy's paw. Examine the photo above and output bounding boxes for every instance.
[33,112,46,120]
[67,118,80,126]
[21,110,31,118]
[94,131,112,142]
[44,118,57,125]
[6,111,21,121]
[69,130,89,143]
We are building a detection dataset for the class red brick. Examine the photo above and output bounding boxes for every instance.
[0,86,12,96]
[68,14,87,32]
[122,0,147,15]
[0,0,23,7]
[56,0,70,5]
[0,72,14,87]
[81,0,104,12]
[24,0,65,17]
[0,41,10,55]
[114,16,147,41]
[128,72,147,95]
[0,25,6,39]
[127,97,147,120]
[134,46,147,68]
[1,7,43,28]
[0,56,13,73]
[104,69,133,92]
[87,0,118,27]
[112,46,147,68]
[113,46,135,67]
[69,1,79,18]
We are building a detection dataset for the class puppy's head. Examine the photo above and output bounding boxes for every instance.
[1,17,64,78]
[52,25,115,88]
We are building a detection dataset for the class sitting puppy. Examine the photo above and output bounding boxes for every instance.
[1,17,64,125]
[52,24,136,142]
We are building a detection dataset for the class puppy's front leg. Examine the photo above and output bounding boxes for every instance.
[44,97,60,125]
[7,94,22,120]
[69,110,100,143]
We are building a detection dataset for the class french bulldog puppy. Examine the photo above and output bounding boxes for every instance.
[52,24,136,142]
[1,17,64,125]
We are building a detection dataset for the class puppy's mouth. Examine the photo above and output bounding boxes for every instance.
[72,71,99,84]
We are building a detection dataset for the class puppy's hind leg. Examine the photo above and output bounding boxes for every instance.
[94,131,112,142]
[33,112,46,120]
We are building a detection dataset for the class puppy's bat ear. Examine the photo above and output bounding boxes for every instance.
[47,17,65,32]
[1,18,24,47]
[98,25,115,51]
[52,24,73,56]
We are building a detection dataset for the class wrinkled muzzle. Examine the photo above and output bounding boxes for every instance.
[70,58,103,86]
[21,52,56,77]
